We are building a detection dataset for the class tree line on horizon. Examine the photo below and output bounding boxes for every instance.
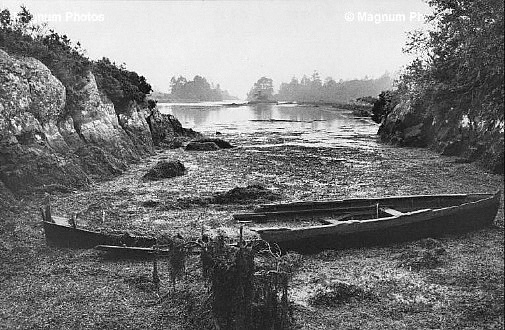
[164,75,237,102]
[247,73,393,103]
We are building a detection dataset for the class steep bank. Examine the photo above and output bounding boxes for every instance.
[377,100,504,174]
[0,49,198,195]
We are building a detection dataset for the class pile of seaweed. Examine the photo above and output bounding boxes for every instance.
[151,235,299,329]
[156,184,282,209]
[212,184,282,204]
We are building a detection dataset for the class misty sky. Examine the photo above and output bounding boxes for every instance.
[1,0,432,98]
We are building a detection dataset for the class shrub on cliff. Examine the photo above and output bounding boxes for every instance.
[0,6,152,116]
[93,57,152,111]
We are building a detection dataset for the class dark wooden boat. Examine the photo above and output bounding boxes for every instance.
[41,205,156,249]
[224,102,246,107]
[247,100,278,105]
[235,192,501,252]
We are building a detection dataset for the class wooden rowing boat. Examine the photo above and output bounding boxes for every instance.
[41,205,156,249]
[235,192,501,252]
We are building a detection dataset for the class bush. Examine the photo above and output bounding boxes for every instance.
[93,57,152,111]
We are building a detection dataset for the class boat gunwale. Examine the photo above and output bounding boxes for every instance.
[253,191,500,236]
[256,192,498,210]
[42,220,121,237]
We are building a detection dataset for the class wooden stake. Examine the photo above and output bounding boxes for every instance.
[239,225,244,247]
[152,254,160,291]
[45,203,53,223]
[70,213,77,229]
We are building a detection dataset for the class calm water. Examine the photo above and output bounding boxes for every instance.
[158,102,380,149]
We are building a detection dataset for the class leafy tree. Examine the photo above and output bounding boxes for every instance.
[247,77,274,101]
[16,6,32,26]
[401,0,504,129]
[168,75,226,101]
[391,0,504,172]
[0,9,11,28]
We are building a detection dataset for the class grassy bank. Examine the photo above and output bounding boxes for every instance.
[0,130,503,329]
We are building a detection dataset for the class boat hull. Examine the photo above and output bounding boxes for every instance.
[255,192,501,253]
[43,221,156,249]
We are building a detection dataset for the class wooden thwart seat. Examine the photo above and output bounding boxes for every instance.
[379,207,404,216]
[319,214,354,225]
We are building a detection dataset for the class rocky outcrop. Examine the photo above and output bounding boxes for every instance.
[377,101,432,147]
[0,49,196,194]
[378,100,504,174]
[147,108,200,147]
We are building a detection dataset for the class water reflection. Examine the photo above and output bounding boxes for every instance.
[157,102,379,148]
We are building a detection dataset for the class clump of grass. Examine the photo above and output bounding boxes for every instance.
[161,282,215,330]
[396,238,447,271]
[278,252,304,278]
[308,280,375,307]
[124,274,158,292]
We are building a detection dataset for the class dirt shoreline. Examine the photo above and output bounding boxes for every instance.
[1,130,503,329]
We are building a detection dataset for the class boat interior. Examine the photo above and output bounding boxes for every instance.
[239,193,495,224]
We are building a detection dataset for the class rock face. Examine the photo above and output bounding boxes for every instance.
[0,49,196,194]
[377,101,431,147]
[147,109,200,147]
[378,100,504,174]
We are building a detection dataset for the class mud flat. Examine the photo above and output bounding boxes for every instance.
[1,128,503,329]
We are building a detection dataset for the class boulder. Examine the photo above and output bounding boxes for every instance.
[441,139,465,156]
[143,160,185,180]
[185,141,220,151]
[193,138,234,149]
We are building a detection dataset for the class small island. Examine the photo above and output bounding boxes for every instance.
[151,75,238,103]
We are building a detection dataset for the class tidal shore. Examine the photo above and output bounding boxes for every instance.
[1,127,503,329]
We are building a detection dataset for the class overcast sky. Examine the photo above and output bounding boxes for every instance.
[1,0,432,98]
